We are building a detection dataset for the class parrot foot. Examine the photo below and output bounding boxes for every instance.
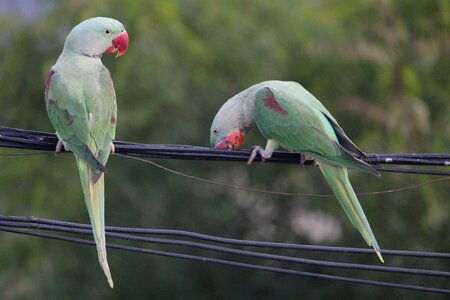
[299,154,317,166]
[110,143,115,154]
[54,133,70,154]
[247,146,271,165]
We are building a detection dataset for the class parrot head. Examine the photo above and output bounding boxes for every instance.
[63,17,129,58]
[212,129,245,150]
[210,100,247,150]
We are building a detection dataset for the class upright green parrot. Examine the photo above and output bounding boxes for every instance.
[210,80,383,262]
[44,17,129,287]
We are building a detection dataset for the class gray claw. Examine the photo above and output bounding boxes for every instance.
[247,145,267,165]
[299,154,317,166]
[55,139,63,154]
[55,133,69,154]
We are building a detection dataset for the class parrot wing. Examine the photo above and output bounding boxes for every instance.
[283,82,367,158]
[44,66,117,169]
[254,86,378,176]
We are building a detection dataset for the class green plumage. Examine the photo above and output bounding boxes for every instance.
[44,17,126,287]
[319,163,380,253]
[254,85,378,176]
[211,80,383,261]
[46,56,117,168]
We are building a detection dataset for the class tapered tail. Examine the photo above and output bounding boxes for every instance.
[76,158,114,288]
[319,163,383,263]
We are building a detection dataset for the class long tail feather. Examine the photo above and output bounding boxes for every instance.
[76,158,114,287]
[319,163,383,262]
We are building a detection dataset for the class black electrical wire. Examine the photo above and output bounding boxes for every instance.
[1,126,450,176]
[371,167,450,176]
[2,218,450,278]
[1,126,450,294]
[1,225,449,295]
[1,215,449,259]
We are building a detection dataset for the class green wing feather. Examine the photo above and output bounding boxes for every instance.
[45,56,117,287]
[254,84,382,261]
[45,61,116,168]
[254,85,378,175]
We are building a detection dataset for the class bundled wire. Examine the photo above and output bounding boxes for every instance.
[0,215,449,294]
[1,126,450,176]
[1,126,450,294]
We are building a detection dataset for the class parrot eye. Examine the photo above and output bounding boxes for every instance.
[213,128,219,134]
[105,29,111,35]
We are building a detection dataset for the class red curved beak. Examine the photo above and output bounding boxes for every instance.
[214,131,245,150]
[105,30,129,57]
[214,139,229,149]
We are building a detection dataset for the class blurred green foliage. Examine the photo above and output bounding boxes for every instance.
[0,0,449,299]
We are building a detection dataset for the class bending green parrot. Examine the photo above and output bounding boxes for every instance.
[44,17,129,287]
[210,80,383,262]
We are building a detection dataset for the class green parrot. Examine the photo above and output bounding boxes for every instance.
[44,17,129,287]
[210,80,383,262]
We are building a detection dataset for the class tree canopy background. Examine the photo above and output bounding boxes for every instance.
[0,0,449,299]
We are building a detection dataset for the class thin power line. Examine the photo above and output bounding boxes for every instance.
[2,215,449,259]
[1,226,449,295]
[2,219,450,278]
[116,154,450,198]
[0,149,449,199]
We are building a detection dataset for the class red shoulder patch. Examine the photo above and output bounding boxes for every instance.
[263,91,288,115]
[44,70,55,98]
